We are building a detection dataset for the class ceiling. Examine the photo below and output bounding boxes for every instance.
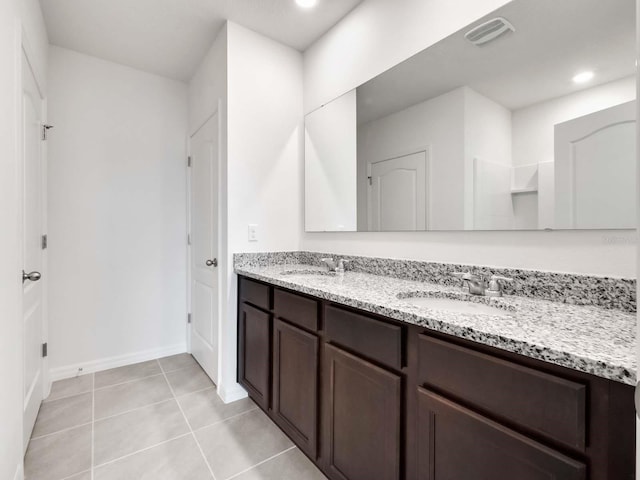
[356,0,636,124]
[39,0,364,81]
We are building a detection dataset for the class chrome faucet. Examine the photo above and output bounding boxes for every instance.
[486,275,513,297]
[452,272,487,295]
[321,258,350,273]
[451,272,513,296]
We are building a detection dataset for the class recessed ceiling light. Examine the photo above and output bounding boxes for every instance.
[572,71,594,84]
[296,0,317,8]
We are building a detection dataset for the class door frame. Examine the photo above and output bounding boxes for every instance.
[366,146,431,231]
[17,26,49,446]
[186,103,223,384]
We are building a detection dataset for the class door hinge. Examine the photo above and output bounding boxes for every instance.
[42,343,48,358]
[368,176,373,186]
[187,313,192,324]
[42,124,54,141]
[41,234,48,249]
[187,156,192,167]
[187,234,191,246]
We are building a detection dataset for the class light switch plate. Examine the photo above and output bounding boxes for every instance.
[248,224,258,242]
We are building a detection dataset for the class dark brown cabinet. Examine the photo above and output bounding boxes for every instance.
[238,302,271,409]
[273,318,319,458]
[236,276,635,480]
[416,388,587,480]
[323,343,402,480]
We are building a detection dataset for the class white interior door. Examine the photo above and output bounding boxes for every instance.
[368,151,428,231]
[555,101,636,229]
[22,51,45,450]
[189,113,219,385]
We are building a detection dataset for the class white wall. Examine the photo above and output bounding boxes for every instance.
[47,47,189,377]
[219,22,304,401]
[0,0,48,476]
[189,26,228,135]
[464,87,513,229]
[357,87,465,230]
[305,90,357,232]
[302,0,636,278]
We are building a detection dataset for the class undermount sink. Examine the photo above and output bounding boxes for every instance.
[397,292,514,316]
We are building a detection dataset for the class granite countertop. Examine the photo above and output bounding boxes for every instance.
[235,263,637,386]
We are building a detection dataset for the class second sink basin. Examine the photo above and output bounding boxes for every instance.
[397,292,514,316]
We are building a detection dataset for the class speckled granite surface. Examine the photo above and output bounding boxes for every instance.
[234,251,636,313]
[234,254,636,385]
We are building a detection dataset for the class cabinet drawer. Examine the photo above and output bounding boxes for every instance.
[417,388,586,480]
[274,289,319,332]
[418,334,586,450]
[325,305,403,370]
[240,277,270,310]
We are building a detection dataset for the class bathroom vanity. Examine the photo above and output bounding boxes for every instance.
[235,254,635,480]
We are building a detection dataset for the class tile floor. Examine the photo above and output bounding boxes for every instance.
[25,354,328,480]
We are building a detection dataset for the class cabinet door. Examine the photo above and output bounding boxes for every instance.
[238,302,271,409]
[273,319,319,458]
[323,344,401,480]
[417,387,587,480]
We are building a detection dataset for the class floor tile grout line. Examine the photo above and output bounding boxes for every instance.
[175,384,218,399]
[92,432,193,470]
[86,404,259,472]
[30,421,94,441]
[225,445,297,480]
[90,361,200,392]
[191,407,260,434]
[33,395,184,441]
[159,361,219,480]
[93,373,166,392]
[93,397,177,423]
[59,468,91,480]
[44,389,93,404]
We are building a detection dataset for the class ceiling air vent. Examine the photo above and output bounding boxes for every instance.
[465,17,515,46]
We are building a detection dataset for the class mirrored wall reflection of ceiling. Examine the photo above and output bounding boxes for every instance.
[39,0,365,81]
[356,0,636,125]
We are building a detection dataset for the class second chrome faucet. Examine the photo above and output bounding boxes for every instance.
[451,272,513,297]
[321,257,350,274]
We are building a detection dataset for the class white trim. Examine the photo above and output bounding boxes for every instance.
[13,462,24,480]
[217,382,248,404]
[49,344,187,381]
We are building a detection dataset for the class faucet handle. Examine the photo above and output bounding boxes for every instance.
[490,275,513,283]
[321,258,336,270]
[451,271,470,279]
[487,275,513,297]
[337,259,350,270]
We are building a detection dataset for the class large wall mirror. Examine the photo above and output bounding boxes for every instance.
[305,0,636,232]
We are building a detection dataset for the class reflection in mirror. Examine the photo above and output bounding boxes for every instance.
[304,0,636,232]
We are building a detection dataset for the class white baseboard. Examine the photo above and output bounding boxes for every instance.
[50,343,187,381]
[13,462,23,480]
[217,382,248,404]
